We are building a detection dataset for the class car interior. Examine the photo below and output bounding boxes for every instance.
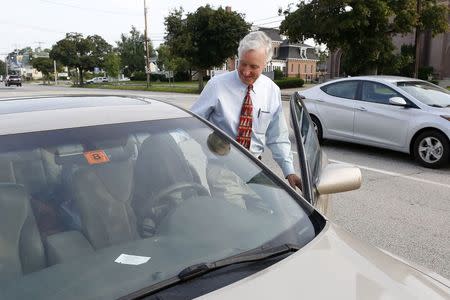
[0,123,310,287]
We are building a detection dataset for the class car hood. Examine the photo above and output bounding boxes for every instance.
[198,223,450,300]
[421,104,450,114]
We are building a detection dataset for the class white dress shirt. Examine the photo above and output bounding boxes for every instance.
[191,70,295,177]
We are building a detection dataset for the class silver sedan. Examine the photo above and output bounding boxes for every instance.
[299,75,450,168]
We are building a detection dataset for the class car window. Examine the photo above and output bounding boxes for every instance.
[291,94,322,205]
[320,81,359,99]
[361,81,403,105]
[0,117,324,299]
[397,81,450,108]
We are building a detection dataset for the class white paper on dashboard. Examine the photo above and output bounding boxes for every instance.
[114,254,151,265]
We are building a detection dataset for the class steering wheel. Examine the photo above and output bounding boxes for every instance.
[152,182,210,209]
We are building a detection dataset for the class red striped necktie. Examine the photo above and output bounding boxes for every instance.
[236,84,253,149]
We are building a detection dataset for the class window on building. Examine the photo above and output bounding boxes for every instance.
[291,64,293,72]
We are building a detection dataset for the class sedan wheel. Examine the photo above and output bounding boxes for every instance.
[413,131,449,168]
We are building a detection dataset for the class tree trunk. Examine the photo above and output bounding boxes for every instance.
[198,69,205,92]
[79,67,84,86]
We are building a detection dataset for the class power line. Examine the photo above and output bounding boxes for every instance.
[38,0,141,17]
[0,20,65,34]
[250,15,284,23]
[254,20,284,26]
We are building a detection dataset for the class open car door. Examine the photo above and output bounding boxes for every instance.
[290,92,362,215]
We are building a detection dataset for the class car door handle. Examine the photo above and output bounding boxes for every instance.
[316,99,325,103]
[356,107,367,111]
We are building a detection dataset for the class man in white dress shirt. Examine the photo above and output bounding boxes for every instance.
[191,31,302,190]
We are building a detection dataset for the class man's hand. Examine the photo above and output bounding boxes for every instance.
[286,174,302,190]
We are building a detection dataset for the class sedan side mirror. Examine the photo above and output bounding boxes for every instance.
[389,97,407,106]
[316,164,362,195]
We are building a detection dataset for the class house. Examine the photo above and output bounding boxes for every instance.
[275,40,319,80]
[222,27,320,81]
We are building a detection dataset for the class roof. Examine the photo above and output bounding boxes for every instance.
[277,44,319,60]
[280,40,314,48]
[0,95,191,136]
[257,28,283,42]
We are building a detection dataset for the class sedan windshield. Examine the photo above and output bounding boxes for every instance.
[397,81,450,108]
[0,117,324,299]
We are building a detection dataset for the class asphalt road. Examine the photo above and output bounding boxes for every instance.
[1,83,449,279]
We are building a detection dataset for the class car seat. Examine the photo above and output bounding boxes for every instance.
[0,183,46,282]
[70,139,139,250]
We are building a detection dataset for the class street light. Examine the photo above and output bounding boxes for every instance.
[414,0,421,78]
[144,0,151,88]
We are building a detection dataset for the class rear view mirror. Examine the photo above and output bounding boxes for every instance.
[389,97,407,106]
[316,164,362,195]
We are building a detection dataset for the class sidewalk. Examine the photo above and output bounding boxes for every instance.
[280,83,315,100]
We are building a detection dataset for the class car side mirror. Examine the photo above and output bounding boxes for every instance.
[316,164,362,195]
[389,97,407,106]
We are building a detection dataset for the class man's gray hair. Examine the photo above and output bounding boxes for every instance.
[238,31,273,63]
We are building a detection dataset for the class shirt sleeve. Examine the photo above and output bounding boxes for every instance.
[190,79,217,120]
[265,89,295,177]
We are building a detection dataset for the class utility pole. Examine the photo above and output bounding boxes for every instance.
[54,60,58,85]
[414,0,421,78]
[144,0,151,88]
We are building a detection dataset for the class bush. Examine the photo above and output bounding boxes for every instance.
[130,71,146,81]
[274,69,284,80]
[274,78,304,89]
[174,71,191,82]
[150,73,167,82]
[418,66,434,81]
[428,79,439,85]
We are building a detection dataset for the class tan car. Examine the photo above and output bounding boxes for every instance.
[0,95,448,299]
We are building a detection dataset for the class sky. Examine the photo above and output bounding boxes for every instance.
[0,0,300,59]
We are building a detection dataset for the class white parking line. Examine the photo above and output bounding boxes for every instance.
[291,151,450,189]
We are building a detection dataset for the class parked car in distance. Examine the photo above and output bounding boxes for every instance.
[5,75,22,87]
[86,77,108,84]
[1,95,449,299]
[299,76,450,168]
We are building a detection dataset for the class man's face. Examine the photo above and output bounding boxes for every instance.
[237,48,266,86]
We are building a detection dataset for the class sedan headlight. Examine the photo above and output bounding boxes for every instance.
[440,115,450,121]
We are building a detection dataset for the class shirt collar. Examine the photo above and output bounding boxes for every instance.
[233,70,262,94]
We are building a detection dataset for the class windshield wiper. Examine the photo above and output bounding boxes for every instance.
[120,244,301,299]
[178,243,301,281]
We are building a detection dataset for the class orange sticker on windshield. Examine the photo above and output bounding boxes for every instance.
[84,150,110,165]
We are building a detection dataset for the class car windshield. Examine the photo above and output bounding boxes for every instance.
[0,116,324,299]
[397,81,450,108]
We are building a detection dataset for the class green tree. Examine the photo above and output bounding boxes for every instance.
[280,0,448,75]
[104,52,121,80]
[157,43,190,84]
[116,26,154,78]
[31,57,54,84]
[0,60,5,76]
[164,5,250,91]
[50,33,112,85]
